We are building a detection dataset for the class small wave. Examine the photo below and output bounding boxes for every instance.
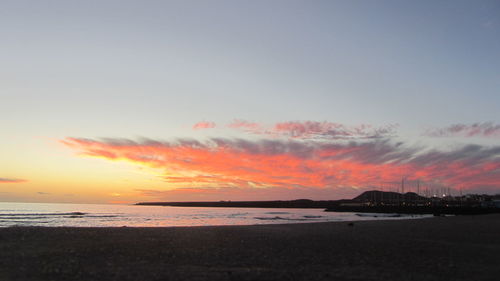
[303,215,322,218]
[84,215,119,218]
[264,212,290,215]
[1,216,56,220]
[356,213,401,218]
[255,216,286,220]
[228,213,248,217]
[0,220,50,224]
[254,216,308,221]
[0,212,87,217]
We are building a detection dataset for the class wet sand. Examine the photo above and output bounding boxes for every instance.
[1,214,499,281]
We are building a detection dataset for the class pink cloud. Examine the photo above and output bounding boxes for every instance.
[227,119,261,133]
[192,121,216,130]
[273,121,397,139]
[227,120,397,140]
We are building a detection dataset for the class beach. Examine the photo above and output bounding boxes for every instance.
[1,214,499,281]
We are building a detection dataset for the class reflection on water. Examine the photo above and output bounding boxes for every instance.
[0,202,430,227]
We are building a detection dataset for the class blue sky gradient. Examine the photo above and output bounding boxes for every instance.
[1,1,499,202]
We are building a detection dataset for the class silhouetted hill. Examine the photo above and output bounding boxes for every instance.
[353,190,427,203]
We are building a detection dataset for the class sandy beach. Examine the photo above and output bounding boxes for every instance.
[1,214,499,281]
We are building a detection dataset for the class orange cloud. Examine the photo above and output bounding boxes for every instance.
[0,178,27,183]
[193,121,216,129]
[62,138,500,197]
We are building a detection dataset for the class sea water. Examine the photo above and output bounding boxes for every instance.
[0,202,430,227]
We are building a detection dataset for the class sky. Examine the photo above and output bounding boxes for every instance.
[1,0,499,204]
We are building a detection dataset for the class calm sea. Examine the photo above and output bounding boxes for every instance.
[0,202,429,227]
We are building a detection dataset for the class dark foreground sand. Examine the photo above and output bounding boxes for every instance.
[1,215,499,281]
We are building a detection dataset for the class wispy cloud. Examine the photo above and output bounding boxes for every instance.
[0,178,27,183]
[272,121,397,139]
[227,119,261,133]
[62,137,500,194]
[192,121,216,129]
[226,120,397,140]
[425,122,500,138]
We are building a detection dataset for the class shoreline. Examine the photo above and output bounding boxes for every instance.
[0,212,432,229]
[1,214,499,280]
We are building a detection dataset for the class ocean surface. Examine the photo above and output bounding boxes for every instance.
[0,202,430,227]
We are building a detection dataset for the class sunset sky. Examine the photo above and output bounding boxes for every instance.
[1,0,499,204]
